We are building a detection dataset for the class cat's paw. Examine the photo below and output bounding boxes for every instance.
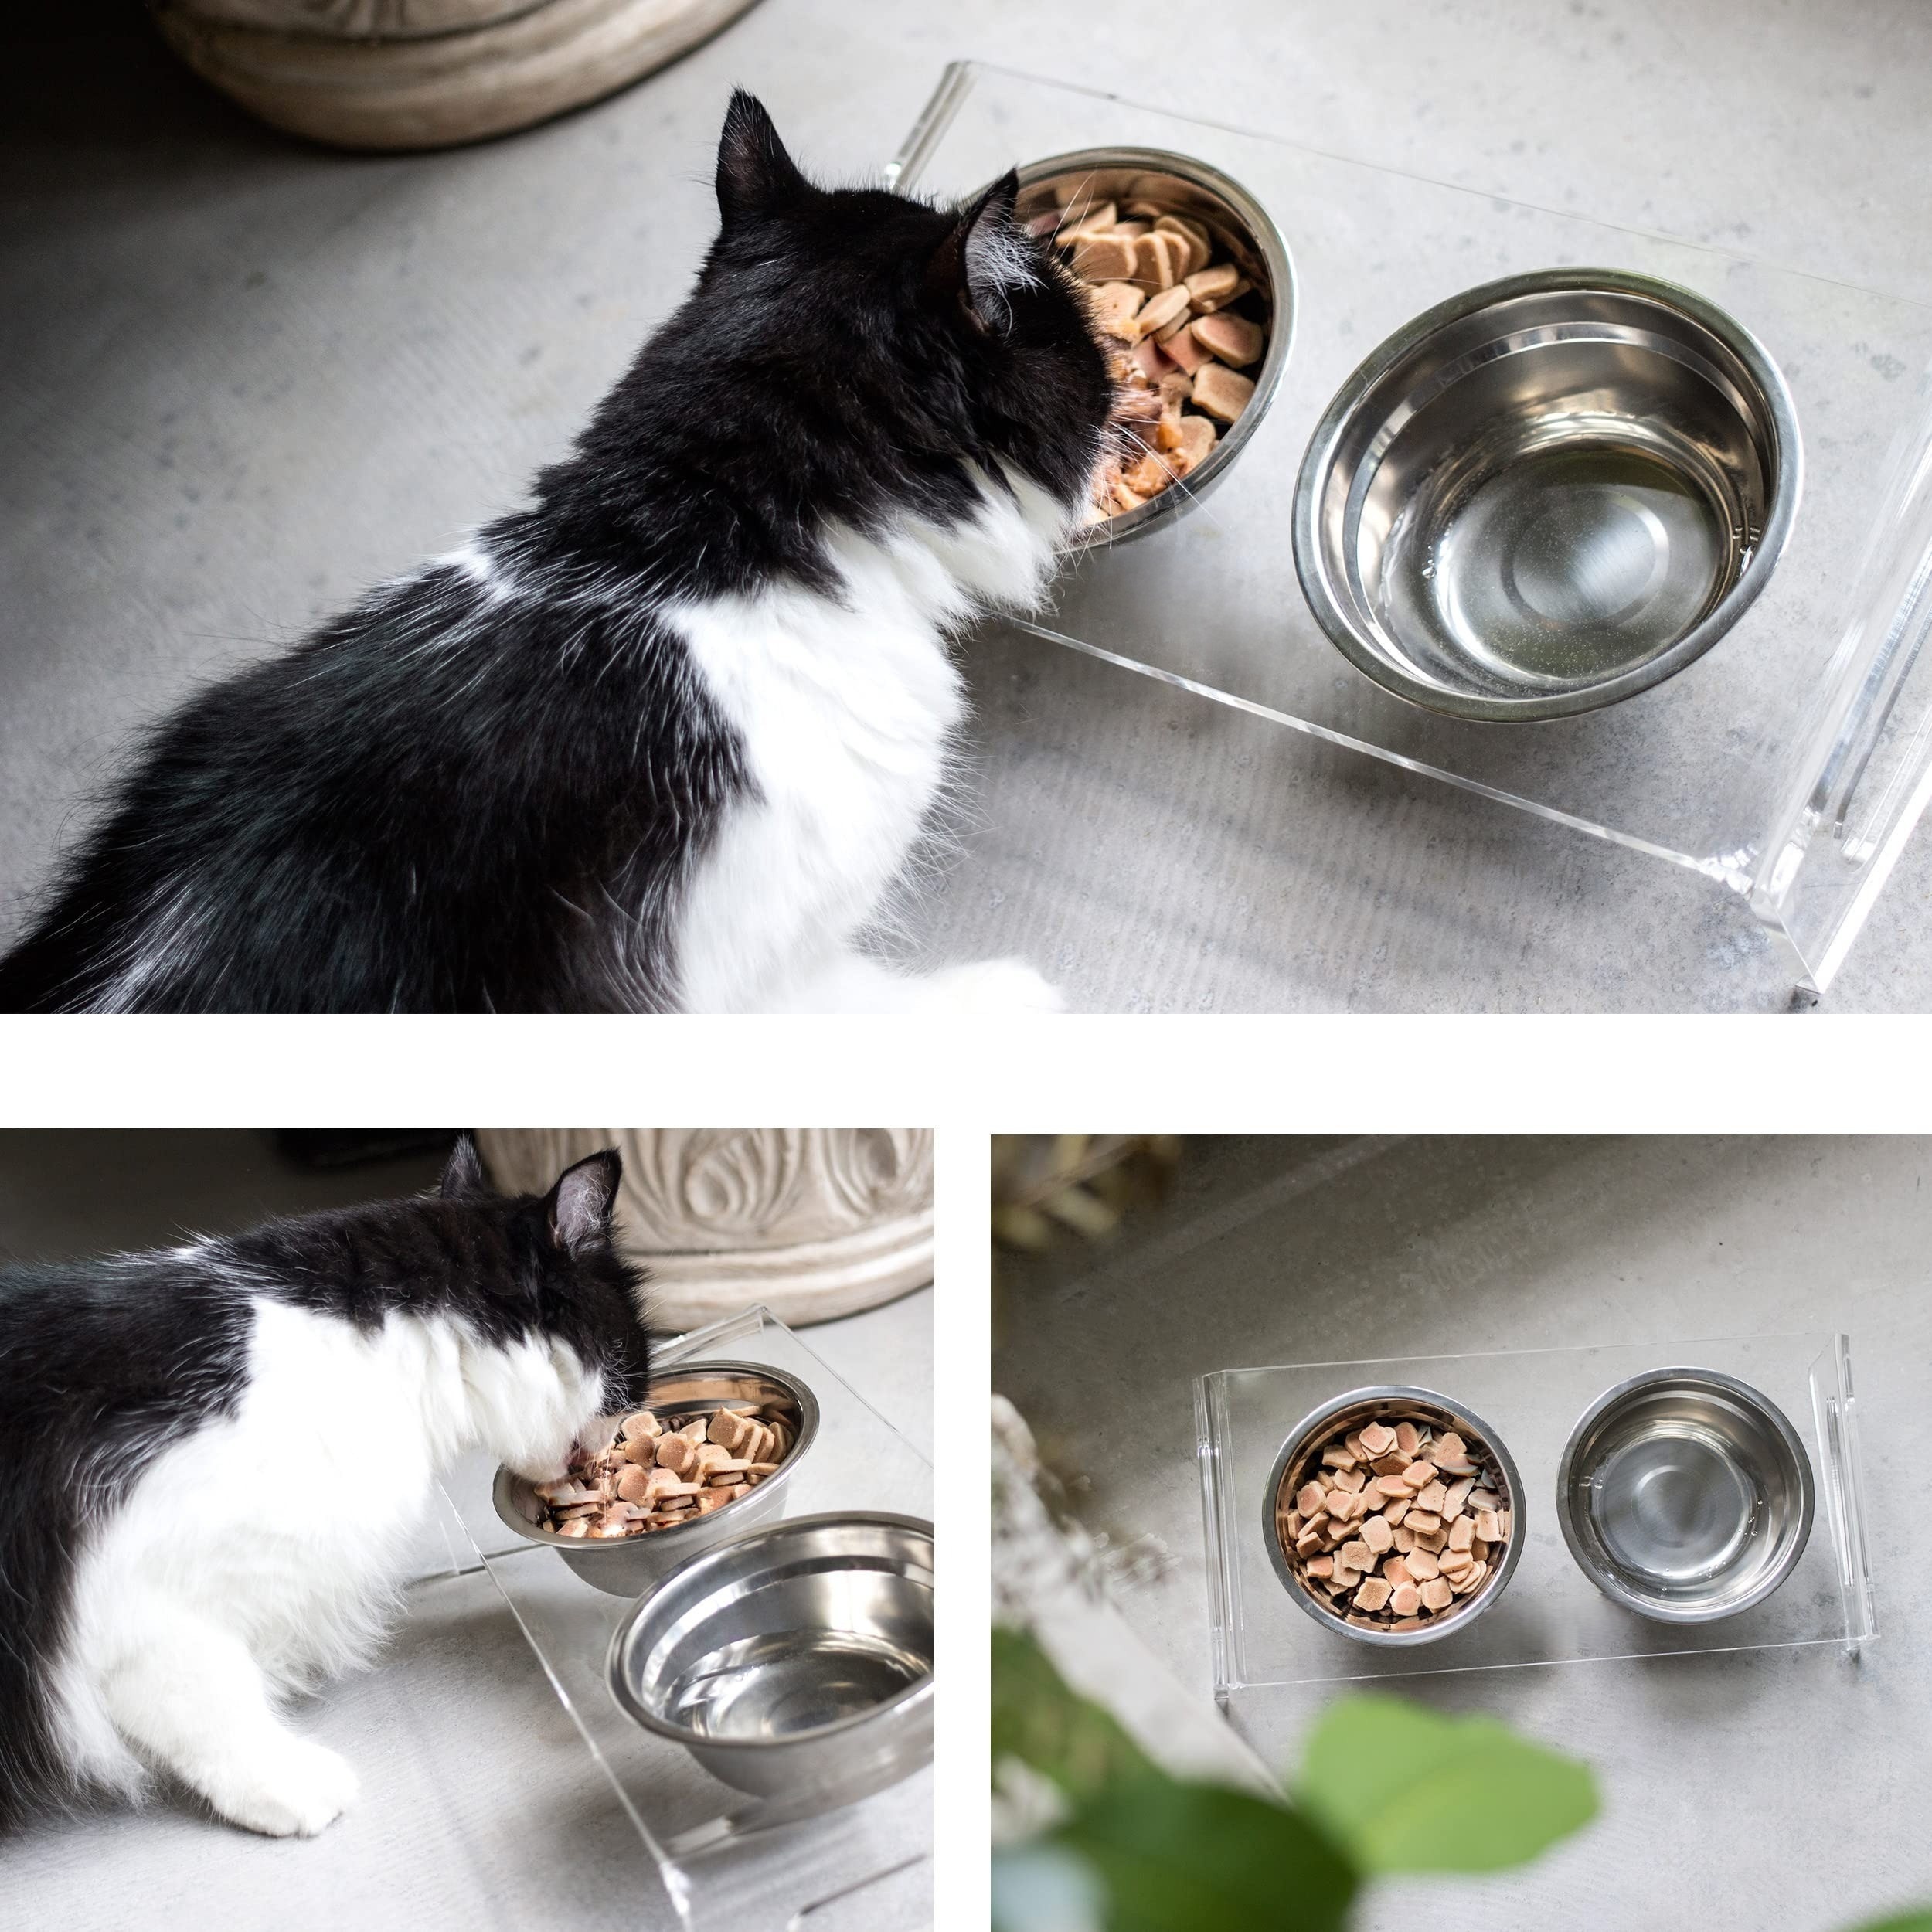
[209,1738,359,1838]
[920,958,1065,1014]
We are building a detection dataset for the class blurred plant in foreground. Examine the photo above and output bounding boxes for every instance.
[991,1627,1932,1932]
[991,1625,1594,1932]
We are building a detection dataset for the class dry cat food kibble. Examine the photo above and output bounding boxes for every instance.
[532,1400,796,1539]
[1035,185,1269,520]
[1276,1412,1512,1631]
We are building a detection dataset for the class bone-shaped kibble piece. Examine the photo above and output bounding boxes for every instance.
[1189,274,1252,315]
[1135,284,1192,338]
[1189,359,1256,424]
[1191,311,1264,369]
[1059,199,1117,243]
[1155,213,1211,274]
[1073,234,1138,283]
[1173,413,1217,476]
[1133,232,1182,291]
[1182,262,1240,308]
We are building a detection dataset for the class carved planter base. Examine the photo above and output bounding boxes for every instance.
[475,1128,934,1331]
[151,0,764,152]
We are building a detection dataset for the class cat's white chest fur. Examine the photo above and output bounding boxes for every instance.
[668,469,1070,1013]
[54,1293,598,1836]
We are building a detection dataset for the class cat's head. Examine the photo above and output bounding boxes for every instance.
[438,1136,653,1480]
[692,91,1114,539]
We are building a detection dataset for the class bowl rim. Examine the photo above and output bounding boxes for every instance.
[1262,1383,1527,1646]
[604,1509,936,1751]
[1006,143,1298,549]
[1553,1363,1815,1623]
[491,1355,821,1554]
[1291,264,1804,723]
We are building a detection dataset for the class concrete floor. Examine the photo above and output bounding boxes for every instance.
[6,2,1932,1009]
[992,1135,1932,1932]
[0,1131,934,1932]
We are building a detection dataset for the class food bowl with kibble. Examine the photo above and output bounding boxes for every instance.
[1263,1386,1526,1646]
[493,1360,820,1597]
[1012,147,1295,545]
[607,1512,934,1806]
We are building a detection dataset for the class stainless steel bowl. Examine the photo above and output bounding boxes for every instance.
[1012,146,1296,546]
[1556,1366,1813,1622]
[1264,1385,1526,1646]
[493,1360,819,1598]
[1294,268,1801,720]
[607,1512,934,1806]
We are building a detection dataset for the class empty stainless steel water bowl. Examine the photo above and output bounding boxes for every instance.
[1294,268,1801,720]
[607,1512,934,1806]
[1556,1366,1813,1621]
[1264,1385,1526,1645]
[1012,146,1295,546]
[493,1360,819,1597]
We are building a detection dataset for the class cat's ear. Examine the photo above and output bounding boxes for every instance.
[440,1133,489,1200]
[716,90,805,226]
[547,1149,622,1252]
[925,171,1032,335]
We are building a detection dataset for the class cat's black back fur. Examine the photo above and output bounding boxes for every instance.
[0,92,1111,1012]
[0,1140,648,1830]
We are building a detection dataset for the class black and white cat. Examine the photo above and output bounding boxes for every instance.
[0,1138,649,1838]
[0,92,1114,1013]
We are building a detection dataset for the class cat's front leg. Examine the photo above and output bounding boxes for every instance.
[915,957,1066,1014]
[759,948,1064,1014]
[95,1610,358,1837]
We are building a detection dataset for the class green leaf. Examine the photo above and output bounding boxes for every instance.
[1049,1774,1359,1932]
[991,1625,1158,1799]
[1844,1917,1932,1932]
[1298,1693,1597,1875]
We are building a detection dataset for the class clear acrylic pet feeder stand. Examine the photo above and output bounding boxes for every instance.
[1195,1335,1872,1762]
[890,64,1932,998]
[428,1306,934,1932]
